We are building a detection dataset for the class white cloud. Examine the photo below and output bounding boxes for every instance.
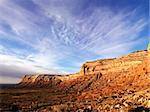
[0,75,21,84]
[95,37,147,58]
[0,0,148,83]
[74,9,147,51]
[0,52,67,83]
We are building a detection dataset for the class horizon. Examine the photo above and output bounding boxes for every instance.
[0,49,148,84]
[0,0,149,84]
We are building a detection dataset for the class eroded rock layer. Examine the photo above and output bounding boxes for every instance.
[18,50,150,90]
[15,50,150,111]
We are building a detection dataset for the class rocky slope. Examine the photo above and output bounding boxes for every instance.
[14,50,150,111]
[18,73,81,88]
[18,74,62,88]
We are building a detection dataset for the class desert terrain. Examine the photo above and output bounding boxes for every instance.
[0,50,150,112]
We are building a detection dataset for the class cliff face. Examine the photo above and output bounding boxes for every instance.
[80,50,148,75]
[18,73,81,88]
[18,50,150,92]
[18,75,62,87]
[8,50,150,111]
[62,51,149,92]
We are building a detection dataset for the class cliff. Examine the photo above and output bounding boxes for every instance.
[80,50,148,75]
[18,50,150,91]
[5,50,150,111]
[18,73,81,88]
[18,74,62,88]
[57,50,150,93]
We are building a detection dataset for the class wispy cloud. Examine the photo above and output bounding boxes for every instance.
[0,0,148,83]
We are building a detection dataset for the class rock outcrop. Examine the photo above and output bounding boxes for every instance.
[18,50,149,90]
[14,50,150,111]
[18,75,62,88]
[80,50,148,75]
[18,73,82,88]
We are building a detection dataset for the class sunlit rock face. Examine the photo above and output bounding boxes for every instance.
[9,50,150,111]
[18,50,149,92]
[18,73,82,88]
[18,74,62,88]
[80,50,148,75]
[78,50,149,93]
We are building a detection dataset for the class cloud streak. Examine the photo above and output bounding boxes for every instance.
[0,0,148,83]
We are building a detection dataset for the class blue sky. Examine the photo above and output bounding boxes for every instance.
[0,0,149,83]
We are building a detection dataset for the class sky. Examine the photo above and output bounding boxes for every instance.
[0,0,149,83]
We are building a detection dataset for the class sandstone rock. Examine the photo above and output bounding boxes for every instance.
[123,102,128,107]
[146,100,150,108]
[114,104,120,109]
[18,74,62,88]
[13,50,150,111]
